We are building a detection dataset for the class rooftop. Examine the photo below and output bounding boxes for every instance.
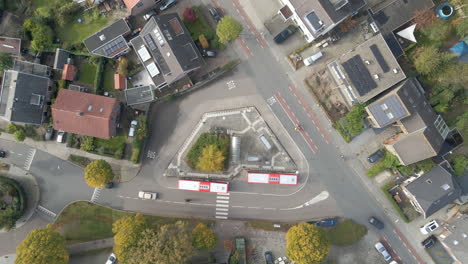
[124,85,155,105]
[327,33,405,104]
[440,213,468,263]
[83,19,131,58]
[62,64,76,81]
[54,48,70,70]
[0,37,21,57]
[12,60,50,77]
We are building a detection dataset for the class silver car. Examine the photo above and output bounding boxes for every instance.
[374,242,392,261]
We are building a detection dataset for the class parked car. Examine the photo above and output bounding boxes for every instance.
[303,51,324,66]
[374,242,392,261]
[201,49,217,57]
[0,150,6,158]
[105,182,114,189]
[138,191,158,200]
[105,253,117,264]
[209,7,222,23]
[421,235,437,248]
[129,120,138,137]
[264,251,274,264]
[368,216,384,230]
[143,9,157,20]
[159,0,177,11]
[308,218,338,227]
[56,130,66,143]
[420,220,440,235]
[273,25,297,44]
[44,127,54,140]
[367,149,385,163]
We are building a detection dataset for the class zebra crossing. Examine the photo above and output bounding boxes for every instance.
[215,193,230,219]
[24,149,36,171]
[36,205,57,219]
[91,188,102,202]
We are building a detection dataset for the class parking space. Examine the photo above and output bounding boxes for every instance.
[425,240,453,264]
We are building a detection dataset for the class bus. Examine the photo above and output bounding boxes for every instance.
[178,180,229,193]
[247,172,298,185]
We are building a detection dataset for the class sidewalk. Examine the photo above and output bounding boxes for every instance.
[0,133,140,182]
[67,238,114,255]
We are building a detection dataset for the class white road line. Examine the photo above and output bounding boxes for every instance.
[216,208,229,211]
[217,196,230,200]
[263,208,276,210]
[216,216,228,219]
[90,188,102,202]
[216,200,229,204]
[247,206,260,209]
[216,212,229,215]
[231,205,245,208]
[217,193,230,196]
[216,204,229,208]
[24,149,36,171]
[36,205,57,218]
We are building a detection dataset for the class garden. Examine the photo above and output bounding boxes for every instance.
[186,132,230,172]
[0,175,26,230]
[333,104,367,143]
[182,6,223,50]
[67,134,126,159]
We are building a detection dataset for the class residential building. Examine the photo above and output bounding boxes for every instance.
[62,64,76,81]
[114,73,127,90]
[124,85,155,106]
[129,13,204,91]
[401,164,461,218]
[83,19,131,58]
[366,78,450,165]
[54,48,70,70]
[52,89,120,139]
[122,0,161,16]
[327,33,405,105]
[0,61,51,125]
[367,0,435,57]
[0,37,21,57]
[438,213,468,264]
[277,0,366,42]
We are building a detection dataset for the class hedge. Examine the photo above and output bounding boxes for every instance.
[68,154,92,168]
[0,175,27,227]
[381,181,409,223]
[94,57,106,94]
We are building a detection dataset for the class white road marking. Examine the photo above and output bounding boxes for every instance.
[216,200,229,204]
[217,193,230,196]
[231,205,245,208]
[216,208,229,211]
[24,149,36,171]
[217,196,230,200]
[216,216,228,219]
[267,96,277,106]
[227,80,236,90]
[216,203,229,208]
[91,188,102,202]
[215,212,228,215]
[36,205,57,218]
[147,150,156,159]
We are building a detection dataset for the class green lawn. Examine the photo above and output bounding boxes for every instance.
[54,201,213,244]
[56,13,112,44]
[94,136,126,154]
[326,220,367,246]
[78,62,96,85]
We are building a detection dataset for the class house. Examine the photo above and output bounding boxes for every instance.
[62,64,76,81]
[129,13,205,91]
[277,0,366,43]
[122,0,159,16]
[124,85,155,105]
[438,213,468,264]
[327,33,405,105]
[83,19,131,58]
[0,61,51,125]
[54,48,70,70]
[401,164,462,218]
[0,37,21,57]
[365,78,450,165]
[368,0,435,57]
[52,89,120,139]
[114,73,127,90]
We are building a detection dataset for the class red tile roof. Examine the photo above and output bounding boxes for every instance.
[123,0,140,9]
[52,89,119,139]
[114,73,126,90]
[62,64,76,81]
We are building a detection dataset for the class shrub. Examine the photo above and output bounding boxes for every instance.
[199,34,209,49]
[422,20,453,43]
[14,130,26,142]
[57,79,67,89]
[80,136,95,151]
[367,152,400,177]
[452,156,468,176]
[183,7,197,23]
[0,52,12,75]
[6,123,17,134]
[68,154,92,168]
[0,176,26,230]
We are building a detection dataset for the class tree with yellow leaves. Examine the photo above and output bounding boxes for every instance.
[286,222,330,264]
[192,223,217,250]
[112,213,147,263]
[84,159,114,188]
[196,144,225,172]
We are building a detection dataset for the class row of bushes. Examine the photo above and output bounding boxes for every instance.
[94,57,106,94]
[131,116,149,164]
[0,175,27,230]
[381,181,410,223]
[366,152,400,178]
[68,154,92,168]
[6,123,42,142]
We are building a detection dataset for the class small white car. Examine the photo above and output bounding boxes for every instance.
[138,191,158,200]
[105,253,117,264]
[128,120,137,137]
[374,242,392,261]
[56,130,66,143]
[420,220,440,235]
[303,51,324,66]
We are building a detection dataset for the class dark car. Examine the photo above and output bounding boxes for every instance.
[367,149,385,163]
[422,235,436,248]
[264,251,274,264]
[308,218,338,227]
[273,25,297,44]
[209,7,222,23]
[201,49,217,57]
[0,150,6,158]
[159,0,177,11]
[105,182,114,189]
[44,127,54,140]
[368,216,384,229]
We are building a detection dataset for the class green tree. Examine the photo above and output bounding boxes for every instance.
[343,104,366,136]
[413,46,453,75]
[216,16,243,44]
[56,1,81,26]
[437,63,468,87]
[192,223,217,250]
[127,221,196,264]
[30,25,54,51]
[452,156,468,176]
[15,225,69,264]
[455,112,468,140]
[0,52,12,74]
[422,20,453,42]
[84,159,114,188]
[117,57,128,76]
[14,130,26,142]
[80,136,95,151]
[0,207,17,230]
[112,214,147,263]
[196,144,226,172]
[286,223,330,264]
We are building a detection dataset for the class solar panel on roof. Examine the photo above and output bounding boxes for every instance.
[370,44,390,72]
[103,37,128,57]
[342,55,377,96]
[143,34,158,50]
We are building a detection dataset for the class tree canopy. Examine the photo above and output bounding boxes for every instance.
[216,16,243,44]
[113,213,147,263]
[0,52,12,74]
[14,130,26,142]
[452,155,468,176]
[196,144,226,172]
[117,57,129,76]
[413,46,453,75]
[192,223,217,250]
[84,159,114,188]
[286,223,330,264]
[15,225,69,264]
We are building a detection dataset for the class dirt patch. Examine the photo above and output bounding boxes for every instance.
[304,69,349,123]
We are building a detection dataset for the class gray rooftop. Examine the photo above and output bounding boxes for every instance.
[54,48,70,70]
[367,95,409,127]
[0,71,50,125]
[83,19,131,58]
[405,165,461,218]
[13,60,50,77]
[440,213,468,263]
[0,37,21,57]
[125,85,156,106]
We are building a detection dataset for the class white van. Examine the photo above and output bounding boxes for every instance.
[303,51,324,66]
[128,120,138,137]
